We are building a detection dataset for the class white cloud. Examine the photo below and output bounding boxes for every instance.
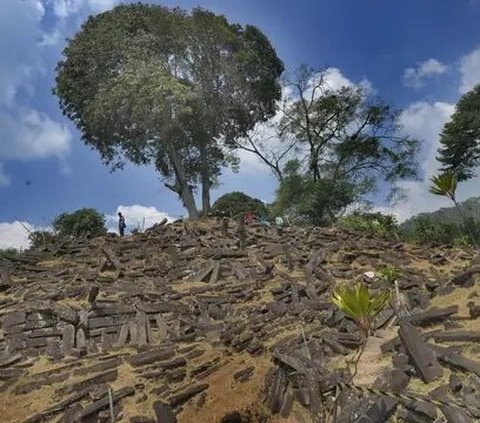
[0,221,35,250]
[459,48,480,93]
[49,0,120,18]
[403,58,448,89]
[375,101,461,222]
[0,0,46,106]
[106,205,174,233]
[0,109,71,161]
[0,0,73,185]
[88,0,119,12]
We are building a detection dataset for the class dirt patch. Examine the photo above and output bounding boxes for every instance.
[178,353,271,423]
[353,328,397,386]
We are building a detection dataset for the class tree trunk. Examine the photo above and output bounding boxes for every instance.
[199,141,211,214]
[202,179,211,215]
[165,143,199,219]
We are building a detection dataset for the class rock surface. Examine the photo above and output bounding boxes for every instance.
[0,218,479,422]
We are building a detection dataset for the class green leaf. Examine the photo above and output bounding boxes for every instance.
[332,282,391,336]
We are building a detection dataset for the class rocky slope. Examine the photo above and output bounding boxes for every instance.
[0,219,480,422]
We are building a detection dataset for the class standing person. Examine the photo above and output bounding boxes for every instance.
[118,212,126,237]
[275,216,284,237]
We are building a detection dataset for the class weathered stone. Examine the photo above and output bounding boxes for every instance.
[15,372,69,394]
[87,285,100,305]
[451,265,480,287]
[355,397,399,423]
[168,383,209,407]
[0,353,22,368]
[88,315,128,329]
[407,305,458,326]
[153,401,177,423]
[398,323,443,383]
[429,385,473,423]
[76,327,86,350]
[73,357,122,376]
[76,387,134,419]
[126,347,175,367]
[434,345,480,377]
[389,368,410,393]
[430,330,480,343]
[3,311,26,328]
[63,369,118,394]
[467,302,480,319]
[49,302,79,324]
[23,391,87,423]
[272,350,307,374]
[265,367,287,413]
[233,366,255,383]
[0,368,27,380]
[279,385,294,418]
[62,324,75,355]
[136,311,148,347]
[449,373,463,392]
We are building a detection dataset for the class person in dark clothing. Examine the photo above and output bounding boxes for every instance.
[118,212,126,236]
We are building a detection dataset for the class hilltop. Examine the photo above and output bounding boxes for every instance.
[1,218,480,422]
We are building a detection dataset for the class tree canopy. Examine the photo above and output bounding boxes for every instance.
[55,4,284,218]
[212,191,267,218]
[250,67,419,224]
[437,84,480,181]
[52,208,107,239]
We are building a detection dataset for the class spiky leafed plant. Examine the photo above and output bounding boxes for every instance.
[430,172,478,248]
[429,172,458,202]
[331,282,391,383]
[332,282,391,338]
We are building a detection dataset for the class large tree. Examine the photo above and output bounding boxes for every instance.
[55,4,284,217]
[437,84,480,181]
[242,67,419,224]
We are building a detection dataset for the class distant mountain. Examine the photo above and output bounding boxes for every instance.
[401,197,480,231]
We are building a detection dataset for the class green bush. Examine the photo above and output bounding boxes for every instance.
[402,215,480,246]
[212,192,267,218]
[53,208,107,239]
[0,248,19,259]
[337,212,399,239]
[377,265,401,284]
[272,160,357,226]
[28,230,59,249]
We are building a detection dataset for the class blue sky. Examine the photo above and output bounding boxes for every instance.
[2,0,480,248]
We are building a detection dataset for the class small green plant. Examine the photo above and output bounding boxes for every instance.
[377,265,401,284]
[332,282,391,338]
[331,281,391,384]
[454,234,471,247]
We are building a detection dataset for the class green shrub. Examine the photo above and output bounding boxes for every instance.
[53,208,107,239]
[212,192,267,219]
[402,215,480,246]
[0,248,19,259]
[28,230,59,249]
[338,212,399,239]
[377,265,401,284]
